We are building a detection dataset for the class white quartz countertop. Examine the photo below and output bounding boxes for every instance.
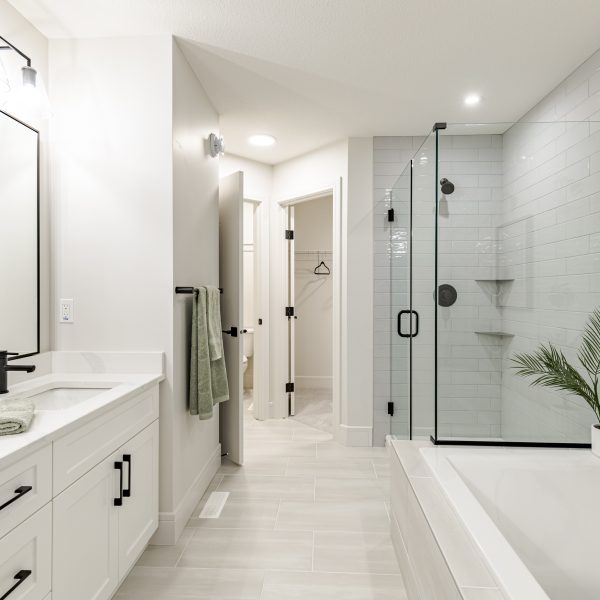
[0,356,164,469]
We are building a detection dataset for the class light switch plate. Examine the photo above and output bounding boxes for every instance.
[59,299,74,323]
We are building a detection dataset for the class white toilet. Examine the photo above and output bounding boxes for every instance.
[242,328,254,374]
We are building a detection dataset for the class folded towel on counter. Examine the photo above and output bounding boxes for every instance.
[189,287,229,420]
[0,399,34,435]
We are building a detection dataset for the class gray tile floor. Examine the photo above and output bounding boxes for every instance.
[116,397,406,599]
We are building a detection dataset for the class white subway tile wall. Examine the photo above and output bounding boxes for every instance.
[436,134,504,439]
[500,49,600,442]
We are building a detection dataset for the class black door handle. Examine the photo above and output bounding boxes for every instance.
[222,327,238,337]
[123,454,131,498]
[114,461,123,506]
[397,310,419,338]
[0,486,32,511]
[0,570,31,600]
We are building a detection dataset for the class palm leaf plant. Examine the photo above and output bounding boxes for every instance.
[511,308,600,424]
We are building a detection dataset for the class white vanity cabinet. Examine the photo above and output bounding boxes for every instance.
[0,383,160,600]
[53,421,159,600]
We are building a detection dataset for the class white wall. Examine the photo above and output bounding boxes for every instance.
[49,32,174,521]
[220,154,272,201]
[294,196,333,387]
[49,36,221,543]
[0,0,50,354]
[171,39,221,539]
[346,138,374,440]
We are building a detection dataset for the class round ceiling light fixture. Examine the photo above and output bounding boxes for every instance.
[248,134,276,147]
[464,94,482,106]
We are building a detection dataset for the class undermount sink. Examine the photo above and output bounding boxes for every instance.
[27,385,115,411]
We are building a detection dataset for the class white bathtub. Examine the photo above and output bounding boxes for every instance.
[419,446,600,599]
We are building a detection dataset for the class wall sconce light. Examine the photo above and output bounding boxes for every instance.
[0,34,49,121]
[209,133,225,157]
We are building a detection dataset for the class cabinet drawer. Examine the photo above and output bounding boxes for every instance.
[0,503,51,600]
[53,385,159,494]
[0,446,51,539]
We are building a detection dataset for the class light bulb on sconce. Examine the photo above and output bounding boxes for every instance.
[0,35,50,122]
[208,133,225,157]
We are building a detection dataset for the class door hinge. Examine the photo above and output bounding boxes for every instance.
[387,208,395,222]
[285,230,294,240]
[286,382,295,393]
[388,402,394,416]
[285,306,295,318]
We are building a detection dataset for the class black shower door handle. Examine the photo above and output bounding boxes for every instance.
[398,310,419,338]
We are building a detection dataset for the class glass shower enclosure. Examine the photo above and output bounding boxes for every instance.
[377,120,600,447]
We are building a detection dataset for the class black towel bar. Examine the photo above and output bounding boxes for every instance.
[175,287,223,294]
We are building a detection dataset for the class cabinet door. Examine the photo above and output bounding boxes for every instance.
[53,454,119,600]
[117,421,159,579]
[0,503,51,600]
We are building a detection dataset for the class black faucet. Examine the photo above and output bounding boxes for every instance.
[0,351,36,395]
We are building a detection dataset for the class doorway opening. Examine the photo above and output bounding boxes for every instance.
[287,194,334,434]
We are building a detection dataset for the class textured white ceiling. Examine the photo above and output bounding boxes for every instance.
[9,0,600,163]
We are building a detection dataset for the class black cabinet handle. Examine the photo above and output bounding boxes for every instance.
[222,327,238,337]
[114,461,123,506]
[0,486,32,512]
[0,570,31,600]
[123,454,132,498]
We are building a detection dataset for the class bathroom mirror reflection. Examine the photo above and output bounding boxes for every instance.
[0,109,39,357]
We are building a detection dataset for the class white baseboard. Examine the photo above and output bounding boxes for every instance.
[151,443,221,545]
[335,424,373,447]
[295,376,332,390]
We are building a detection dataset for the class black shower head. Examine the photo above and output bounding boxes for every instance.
[440,178,455,195]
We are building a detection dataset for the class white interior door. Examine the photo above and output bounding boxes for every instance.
[219,172,244,465]
[287,206,296,416]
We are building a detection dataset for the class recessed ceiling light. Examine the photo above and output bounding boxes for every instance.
[464,94,481,106]
[248,134,276,146]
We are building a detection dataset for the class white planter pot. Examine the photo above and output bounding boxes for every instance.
[592,425,600,458]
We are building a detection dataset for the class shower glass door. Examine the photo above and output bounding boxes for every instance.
[410,131,437,439]
[387,160,412,439]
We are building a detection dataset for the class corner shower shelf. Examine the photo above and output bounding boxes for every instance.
[474,331,514,337]
[474,279,514,283]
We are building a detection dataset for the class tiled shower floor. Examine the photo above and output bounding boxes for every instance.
[116,399,405,599]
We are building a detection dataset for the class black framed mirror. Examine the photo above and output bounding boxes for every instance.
[0,109,40,358]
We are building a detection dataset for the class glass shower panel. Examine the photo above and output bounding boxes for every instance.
[410,131,437,439]
[388,160,411,439]
[435,121,600,445]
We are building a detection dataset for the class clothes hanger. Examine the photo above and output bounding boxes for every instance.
[314,257,331,276]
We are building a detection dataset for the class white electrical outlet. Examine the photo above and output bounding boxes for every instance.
[59,299,74,323]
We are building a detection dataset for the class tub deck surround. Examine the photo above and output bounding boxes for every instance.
[391,440,599,600]
[0,351,164,468]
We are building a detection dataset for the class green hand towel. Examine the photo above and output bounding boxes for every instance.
[189,288,214,420]
[0,399,34,435]
[189,288,229,421]
[205,286,229,405]
[206,286,223,361]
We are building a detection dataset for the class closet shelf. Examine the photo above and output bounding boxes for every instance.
[474,331,514,337]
